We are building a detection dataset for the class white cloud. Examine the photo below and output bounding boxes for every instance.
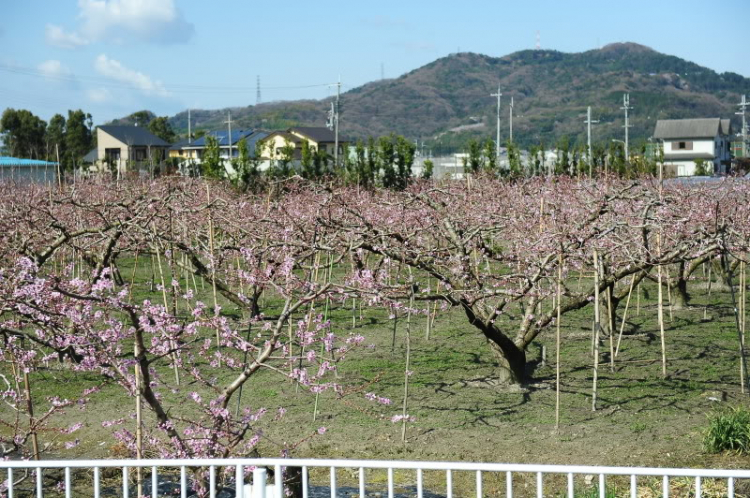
[37,60,73,78]
[87,87,112,103]
[45,24,89,49]
[94,54,169,97]
[78,0,194,44]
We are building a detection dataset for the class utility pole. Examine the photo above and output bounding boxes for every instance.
[334,77,341,168]
[187,109,192,144]
[737,94,749,158]
[381,63,385,81]
[509,96,514,143]
[224,111,233,162]
[621,93,633,162]
[256,75,261,105]
[585,106,599,176]
[491,86,502,163]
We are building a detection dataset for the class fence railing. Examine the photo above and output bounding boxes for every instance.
[2,457,749,498]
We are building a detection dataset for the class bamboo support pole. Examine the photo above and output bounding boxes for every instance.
[128,250,140,304]
[592,251,600,412]
[555,252,563,430]
[615,275,636,356]
[657,252,667,378]
[401,272,414,442]
[606,282,615,373]
[153,230,180,385]
[206,185,221,363]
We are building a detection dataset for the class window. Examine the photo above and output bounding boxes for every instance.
[672,141,693,150]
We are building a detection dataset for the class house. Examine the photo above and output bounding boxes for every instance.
[653,118,733,176]
[258,127,349,161]
[170,129,268,162]
[93,125,171,171]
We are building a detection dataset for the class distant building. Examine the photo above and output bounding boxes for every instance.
[258,127,349,161]
[169,129,267,162]
[91,126,172,172]
[653,118,733,176]
[0,156,58,184]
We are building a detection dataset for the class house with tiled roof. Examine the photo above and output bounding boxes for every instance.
[258,127,349,161]
[653,118,733,176]
[169,129,268,162]
[92,125,172,172]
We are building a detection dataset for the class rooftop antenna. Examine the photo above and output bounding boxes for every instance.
[621,93,633,162]
[584,106,599,176]
[490,86,502,164]
[536,31,541,50]
[737,94,749,158]
[256,75,261,105]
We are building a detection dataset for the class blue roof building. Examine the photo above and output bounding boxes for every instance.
[0,157,59,184]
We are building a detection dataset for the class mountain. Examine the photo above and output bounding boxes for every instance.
[118,43,750,151]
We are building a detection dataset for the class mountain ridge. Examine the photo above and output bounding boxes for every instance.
[110,43,749,150]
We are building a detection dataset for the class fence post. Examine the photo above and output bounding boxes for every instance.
[253,467,267,498]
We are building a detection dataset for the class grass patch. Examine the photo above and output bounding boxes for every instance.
[703,407,750,453]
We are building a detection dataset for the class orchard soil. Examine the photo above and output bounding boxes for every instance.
[13,256,750,496]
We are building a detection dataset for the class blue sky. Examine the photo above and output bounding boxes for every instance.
[2,0,748,125]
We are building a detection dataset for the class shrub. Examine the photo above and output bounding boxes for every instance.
[703,407,750,453]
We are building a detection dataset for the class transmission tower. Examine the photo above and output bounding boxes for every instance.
[256,75,261,105]
[737,94,749,158]
[621,93,633,162]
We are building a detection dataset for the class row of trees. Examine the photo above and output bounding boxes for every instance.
[0,108,177,171]
[193,134,421,191]
[0,108,93,169]
[462,137,661,178]
[0,175,749,495]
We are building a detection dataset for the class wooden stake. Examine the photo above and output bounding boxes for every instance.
[128,250,140,304]
[401,272,414,442]
[555,252,563,430]
[592,251,600,412]
[153,230,180,385]
[615,275,636,356]
[206,185,221,363]
[22,368,40,460]
[657,236,667,379]
[605,280,615,373]
[704,262,713,321]
[135,360,143,497]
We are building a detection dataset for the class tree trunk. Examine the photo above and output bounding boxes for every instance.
[673,273,690,309]
[487,340,527,385]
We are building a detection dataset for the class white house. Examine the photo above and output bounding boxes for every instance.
[653,118,733,176]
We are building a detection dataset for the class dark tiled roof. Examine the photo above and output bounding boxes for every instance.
[653,118,729,139]
[82,148,98,162]
[289,127,349,143]
[98,126,171,147]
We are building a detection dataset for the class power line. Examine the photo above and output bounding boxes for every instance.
[0,63,332,94]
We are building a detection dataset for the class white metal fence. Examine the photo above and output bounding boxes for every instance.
[2,457,749,498]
